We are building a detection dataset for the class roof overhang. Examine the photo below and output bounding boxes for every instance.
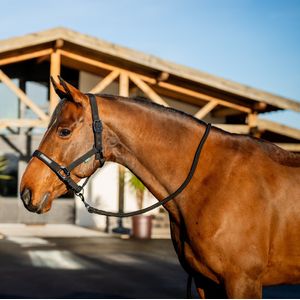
[0,27,299,113]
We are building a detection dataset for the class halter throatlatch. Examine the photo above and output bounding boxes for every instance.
[32,93,211,217]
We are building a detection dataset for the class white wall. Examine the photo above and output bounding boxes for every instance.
[75,162,158,230]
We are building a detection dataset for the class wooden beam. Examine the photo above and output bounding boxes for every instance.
[59,49,253,114]
[60,49,116,72]
[18,78,27,134]
[213,124,250,134]
[194,100,219,119]
[158,81,251,113]
[157,71,169,82]
[59,49,157,84]
[211,107,244,118]
[119,72,129,97]
[0,119,48,129]
[129,73,169,107]
[275,143,300,152]
[118,71,129,222]
[257,119,300,140]
[0,49,53,66]
[49,50,61,115]
[151,84,208,107]
[247,113,258,127]
[89,70,120,94]
[0,70,48,120]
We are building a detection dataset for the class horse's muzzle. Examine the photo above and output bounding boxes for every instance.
[20,188,50,214]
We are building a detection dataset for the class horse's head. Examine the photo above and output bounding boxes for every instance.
[20,78,102,213]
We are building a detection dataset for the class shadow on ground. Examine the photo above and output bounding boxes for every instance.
[0,237,298,298]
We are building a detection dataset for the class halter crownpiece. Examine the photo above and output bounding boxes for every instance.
[32,93,211,217]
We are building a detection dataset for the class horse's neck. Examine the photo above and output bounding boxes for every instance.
[101,98,208,202]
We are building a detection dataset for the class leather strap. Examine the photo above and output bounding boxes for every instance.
[33,150,82,193]
[87,93,105,167]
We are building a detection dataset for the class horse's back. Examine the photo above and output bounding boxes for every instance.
[258,137,300,168]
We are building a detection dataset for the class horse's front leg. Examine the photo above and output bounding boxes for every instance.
[195,287,205,298]
[194,273,227,299]
[224,272,262,298]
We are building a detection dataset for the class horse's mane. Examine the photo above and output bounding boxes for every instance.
[253,138,300,167]
[97,94,208,126]
[86,94,300,168]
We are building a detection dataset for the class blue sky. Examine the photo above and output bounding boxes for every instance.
[0,0,299,128]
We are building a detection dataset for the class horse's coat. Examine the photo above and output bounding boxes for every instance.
[20,79,300,298]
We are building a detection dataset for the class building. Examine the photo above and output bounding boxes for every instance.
[0,27,299,229]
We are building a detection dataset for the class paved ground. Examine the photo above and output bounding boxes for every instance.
[0,225,298,298]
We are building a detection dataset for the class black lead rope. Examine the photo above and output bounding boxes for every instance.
[80,123,211,217]
[32,93,211,218]
[187,274,193,299]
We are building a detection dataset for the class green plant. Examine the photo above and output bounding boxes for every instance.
[0,156,12,180]
[127,172,146,210]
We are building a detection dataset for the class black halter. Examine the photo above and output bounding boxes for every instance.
[32,93,211,217]
[33,93,105,194]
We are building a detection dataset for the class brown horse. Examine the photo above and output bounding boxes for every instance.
[20,79,300,298]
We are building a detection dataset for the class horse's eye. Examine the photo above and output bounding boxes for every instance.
[59,128,71,137]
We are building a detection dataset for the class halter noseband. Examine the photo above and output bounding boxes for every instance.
[32,93,105,194]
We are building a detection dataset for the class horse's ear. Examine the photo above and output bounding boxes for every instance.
[50,76,68,99]
[51,76,87,105]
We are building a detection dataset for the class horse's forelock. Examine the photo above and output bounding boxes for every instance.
[47,99,67,129]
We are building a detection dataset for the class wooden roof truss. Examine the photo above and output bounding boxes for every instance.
[0,36,299,152]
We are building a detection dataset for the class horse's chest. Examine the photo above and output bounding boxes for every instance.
[170,220,219,282]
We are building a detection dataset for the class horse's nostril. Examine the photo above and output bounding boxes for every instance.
[21,188,31,206]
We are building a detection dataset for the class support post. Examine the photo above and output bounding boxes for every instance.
[89,70,120,94]
[247,113,261,137]
[0,70,48,120]
[18,78,26,134]
[129,73,169,106]
[112,72,131,235]
[49,50,61,115]
[194,100,219,120]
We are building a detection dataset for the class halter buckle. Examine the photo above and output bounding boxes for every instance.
[93,120,102,133]
[58,167,70,180]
